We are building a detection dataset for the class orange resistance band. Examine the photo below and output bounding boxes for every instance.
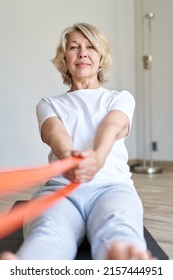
[0,156,81,196]
[0,157,81,239]
[0,182,80,239]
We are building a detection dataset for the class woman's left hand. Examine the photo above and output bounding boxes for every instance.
[64,150,103,183]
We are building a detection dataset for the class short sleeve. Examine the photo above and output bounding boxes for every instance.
[108,90,135,128]
[36,98,58,132]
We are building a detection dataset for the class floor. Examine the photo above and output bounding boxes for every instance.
[0,163,172,259]
[132,164,173,259]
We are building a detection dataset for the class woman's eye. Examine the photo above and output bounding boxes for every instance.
[87,45,94,49]
[70,45,78,50]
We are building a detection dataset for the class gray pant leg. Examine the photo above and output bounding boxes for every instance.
[17,189,85,259]
[87,184,146,259]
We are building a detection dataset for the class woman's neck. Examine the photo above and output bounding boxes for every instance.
[69,79,100,92]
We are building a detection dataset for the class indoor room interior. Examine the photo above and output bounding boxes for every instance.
[0,0,172,259]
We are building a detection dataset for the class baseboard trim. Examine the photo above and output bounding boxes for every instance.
[128,159,173,168]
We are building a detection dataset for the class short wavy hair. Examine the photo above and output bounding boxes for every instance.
[51,23,112,86]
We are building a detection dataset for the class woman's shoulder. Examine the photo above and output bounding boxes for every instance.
[37,92,68,104]
[102,88,134,101]
[106,88,133,96]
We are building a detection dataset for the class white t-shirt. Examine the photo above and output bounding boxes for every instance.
[36,87,135,185]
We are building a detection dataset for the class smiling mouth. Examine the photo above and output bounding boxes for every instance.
[76,63,91,67]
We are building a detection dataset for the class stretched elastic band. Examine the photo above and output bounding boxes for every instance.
[0,157,81,238]
[0,182,80,239]
[0,156,81,196]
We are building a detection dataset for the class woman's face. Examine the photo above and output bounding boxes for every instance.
[65,31,101,84]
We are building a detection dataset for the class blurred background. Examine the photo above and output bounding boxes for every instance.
[0,0,172,168]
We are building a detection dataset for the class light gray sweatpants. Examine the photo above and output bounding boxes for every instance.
[17,180,146,259]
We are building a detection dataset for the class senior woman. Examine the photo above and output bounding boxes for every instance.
[0,23,153,260]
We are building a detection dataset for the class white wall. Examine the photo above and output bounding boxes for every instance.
[0,0,136,168]
[135,0,173,162]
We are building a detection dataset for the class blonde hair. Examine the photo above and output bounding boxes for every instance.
[51,23,112,86]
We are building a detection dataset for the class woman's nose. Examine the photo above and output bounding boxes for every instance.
[78,48,87,58]
[79,53,87,58]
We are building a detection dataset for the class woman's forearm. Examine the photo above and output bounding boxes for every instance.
[93,110,129,166]
[48,130,73,158]
[41,117,73,158]
[93,123,117,166]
